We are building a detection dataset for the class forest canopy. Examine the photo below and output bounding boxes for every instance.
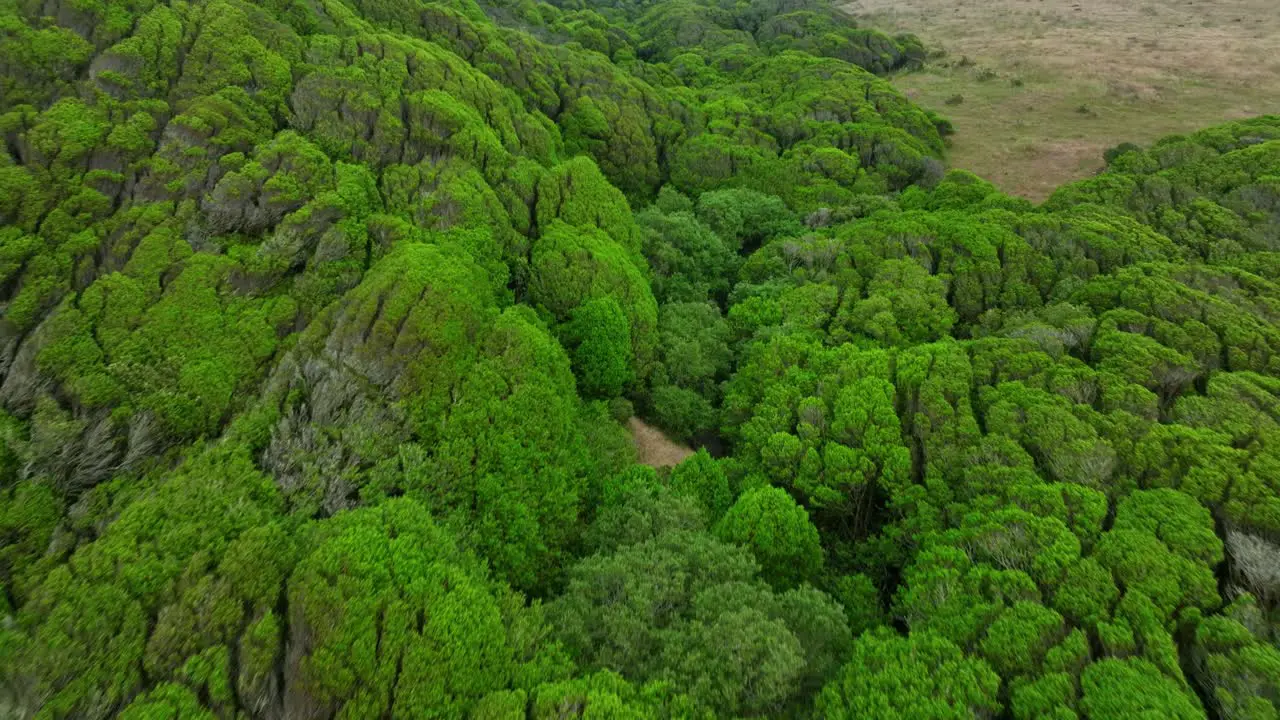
[1,0,1279,718]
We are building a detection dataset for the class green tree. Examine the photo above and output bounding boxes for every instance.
[1191,595,1280,720]
[529,221,659,376]
[285,498,562,718]
[1079,659,1205,720]
[1093,489,1223,621]
[566,296,635,398]
[714,486,823,590]
[668,449,733,524]
[117,684,216,720]
[817,629,1001,719]
[549,528,847,716]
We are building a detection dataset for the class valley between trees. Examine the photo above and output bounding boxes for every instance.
[0,0,1279,718]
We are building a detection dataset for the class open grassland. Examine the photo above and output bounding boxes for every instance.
[845,0,1280,200]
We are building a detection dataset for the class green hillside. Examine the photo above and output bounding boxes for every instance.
[1,0,1278,717]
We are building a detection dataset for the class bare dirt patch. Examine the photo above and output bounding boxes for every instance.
[845,0,1280,200]
[628,417,694,468]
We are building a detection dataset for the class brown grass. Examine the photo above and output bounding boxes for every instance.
[844,0,1280,200]
[628,417,694,468]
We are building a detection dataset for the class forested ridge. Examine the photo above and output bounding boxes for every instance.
[0,0,1278,717]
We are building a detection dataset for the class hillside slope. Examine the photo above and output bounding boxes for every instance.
[1,0,1279,718]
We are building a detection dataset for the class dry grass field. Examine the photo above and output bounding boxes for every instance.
[628,417,694,468]
[844,0,1280,200]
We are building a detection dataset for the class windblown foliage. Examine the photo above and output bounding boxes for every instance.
[1,0,1279,717]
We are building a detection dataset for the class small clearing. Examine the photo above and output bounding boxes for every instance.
[628,417,694,468]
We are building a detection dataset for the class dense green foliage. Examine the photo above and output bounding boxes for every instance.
[0,0,1278,716]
